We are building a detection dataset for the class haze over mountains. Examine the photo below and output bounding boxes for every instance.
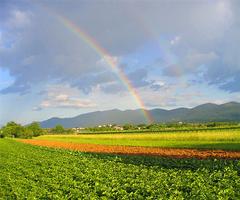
[40,102,240,128]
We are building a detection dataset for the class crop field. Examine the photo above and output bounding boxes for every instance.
[1,139,240,199]
[34,129,240,151]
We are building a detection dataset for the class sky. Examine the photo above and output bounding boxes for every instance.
[1,0,240,125]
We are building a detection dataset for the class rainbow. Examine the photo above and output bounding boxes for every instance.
[53,14,153,123]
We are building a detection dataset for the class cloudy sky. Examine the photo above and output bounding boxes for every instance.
[1,0,240,124]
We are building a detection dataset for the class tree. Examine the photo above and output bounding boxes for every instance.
[52,124,65,134]
[123,124,136,130]
[1,121,33,138]
[19,128,33,139]
[27,122,43,137]
[1,121,20,138]
[0,129,5,138]
[137,124,146,129]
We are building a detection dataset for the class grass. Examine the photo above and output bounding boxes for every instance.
[34,129,240,151]
[1,139,240,199]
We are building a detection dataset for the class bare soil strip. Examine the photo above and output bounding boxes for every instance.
[20,139,240,159]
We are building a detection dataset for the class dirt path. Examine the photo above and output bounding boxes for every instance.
[20,139,240,159]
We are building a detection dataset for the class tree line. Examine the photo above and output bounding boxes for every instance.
[0,122,44,138]
[0,122,72,139]
[83,122,240,132]
[1,121,239,138]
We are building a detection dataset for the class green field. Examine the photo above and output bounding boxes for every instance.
[36,129,240,151]
[1,139,240,199]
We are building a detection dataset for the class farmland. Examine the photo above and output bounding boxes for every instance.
[34,129,240,151]
[1,139,240,199]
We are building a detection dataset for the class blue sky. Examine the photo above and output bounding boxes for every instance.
[1,0,240,125]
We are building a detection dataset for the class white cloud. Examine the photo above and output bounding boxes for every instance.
[6,10,31,28]
[170,36,181,45]
[39,96,96,109]
[96,55,121,72]
[163,51,218,77]
[153,80,165,87]
[140,80,232,109]
[35,85,97,110]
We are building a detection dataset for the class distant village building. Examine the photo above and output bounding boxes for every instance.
[113,125,123,131]
[98,124,113,128]
[72,127,85,133]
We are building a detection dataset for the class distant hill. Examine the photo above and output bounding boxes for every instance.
[40,102,240,128]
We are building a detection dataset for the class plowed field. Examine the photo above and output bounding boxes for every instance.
[20,139,240,159]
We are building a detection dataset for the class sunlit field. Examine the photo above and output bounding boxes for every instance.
[1,139,240,199]
[35,129,240,151]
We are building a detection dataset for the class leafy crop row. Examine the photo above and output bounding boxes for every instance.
[0,139,240,199]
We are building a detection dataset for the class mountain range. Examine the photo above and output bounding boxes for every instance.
[40,102,240,128]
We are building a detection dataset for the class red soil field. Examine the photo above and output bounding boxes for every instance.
[20,139,240,159]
